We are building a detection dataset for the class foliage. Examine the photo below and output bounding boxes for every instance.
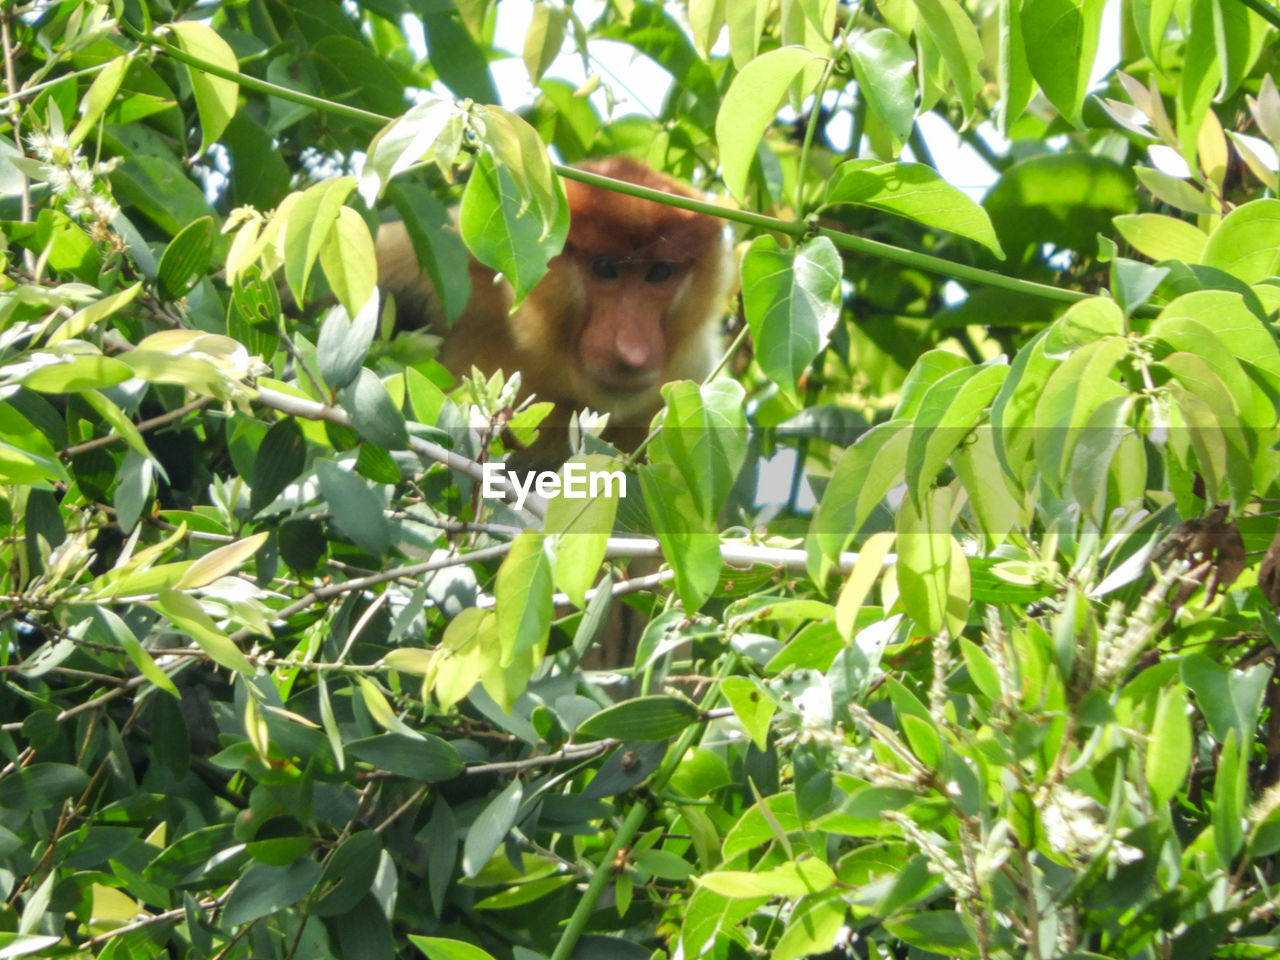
[3,1,1280,959]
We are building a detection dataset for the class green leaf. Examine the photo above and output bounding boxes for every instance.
[1113,213,1207,263]
[320,206,377,318]
[952,424,1025,542]
[96,606,180,699]
[155,589,255,677]
[0,403,68,485]
[834,531,895,639]
[742,235,842,404]
[157,216,215,301]
[69,55,130,148]
[1176,0,1219,160]
[650,379,750,520]
[0,935,61,959]
[524,2,569,84]
[1213,728,1246,866]
[145,824,238,887]
[458,150,569,304]
[421,10,499,103]
[356,675,421,739]
[316,294,380,392]
[912,0,984,124]
[1032,336,1128,494]
[461,778,523,878]
[1069,393,1133,523]
[826,160,1003,256]
[698,859,836,898]
[773,896,846,960]
[717,46,826,200]
[168,21,239,157]
[338,367,410,450]
[639,462,722,613]
[635,848,696,880]
[1133,167,1217,216]
[885,910,978,958]
[721,676,776,750]
[314,458,390,557]
[1147,683,1191,808]
[496,531,554,664]
[1020,0,1105,126]
[388,183,473,324]
[987,154,1137,263]
[1200,198,1280,283]
[222,859,322,927]
[227,264,281,358]
[726,0,770,67]
[895,350,973,419]
[475,874,576,910]
[846,30,917,148]
[959,637,1003,703]
[1145,316,1267,427]
[250,418,306,514]
[1043,297,1125,357]
[1181,653,1269,744]
[346,733,463,781]
[545,455,622,607]
[282,177,358,310]
[0,763,88,812]
[362,99,461,203]
[177,533,269,591]
[808,420,909,569]
[905,362,1006,506]
[19,353,134,393]
[895,489,950,635]
[578,695,702,741]
[410,937,498,960]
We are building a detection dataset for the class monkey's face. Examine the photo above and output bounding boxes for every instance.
[567,252,693,416]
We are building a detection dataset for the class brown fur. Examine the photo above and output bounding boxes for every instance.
[376,158,735,452]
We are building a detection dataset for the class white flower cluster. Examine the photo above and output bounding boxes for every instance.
[27,130,120,226]
[1094,557,1189,687]
[1038,784,1143,865]
[883,809,977,898]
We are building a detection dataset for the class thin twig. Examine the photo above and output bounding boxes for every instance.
[61,397,214,459]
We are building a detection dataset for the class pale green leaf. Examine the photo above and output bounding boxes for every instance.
[717,46,826,200]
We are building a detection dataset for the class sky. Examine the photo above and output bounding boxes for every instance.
[480,0,1124,198]
[436,1,1126,510]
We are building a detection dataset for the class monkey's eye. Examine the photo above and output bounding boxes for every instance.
[589,257,619,279]
[645,262,675,283]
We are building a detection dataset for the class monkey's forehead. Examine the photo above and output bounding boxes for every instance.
[564,195,724,261]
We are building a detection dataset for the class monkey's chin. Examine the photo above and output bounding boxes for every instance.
[580,375,663,421]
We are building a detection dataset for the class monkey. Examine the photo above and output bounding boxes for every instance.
[375,157,737,456]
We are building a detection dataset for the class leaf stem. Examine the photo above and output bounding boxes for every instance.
[118,20,390,127]
[136,31,1138,314]
[1235,0,1280,31]
[558,163,1112,310]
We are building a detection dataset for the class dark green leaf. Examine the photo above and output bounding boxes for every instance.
[222,859,323,927]
[0,764,88,812]
[338,367,410,450]
[346,733,463,780]
[578,695,702,741]
[251,418,307,514]
[461,778,523,879]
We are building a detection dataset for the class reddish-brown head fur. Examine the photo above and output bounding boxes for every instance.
[562,158,725,262]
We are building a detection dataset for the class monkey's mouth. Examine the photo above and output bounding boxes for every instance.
[587,368,662,394]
